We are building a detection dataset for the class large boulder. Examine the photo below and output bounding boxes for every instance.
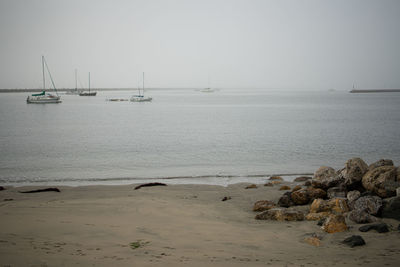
[255,208,304,221]
[343,158,368,188]
[290,187,327,205]
[368,159,394,171]
[348,195,382,223]
[309,198,349,214]
[362,166,399,198]
[253,200,276,212]
[278,192,294,207]
[327,187,347,199]
[382,196,400,220]
[322,214,348,233]
[347,190,361,209]
[312,166,343,189]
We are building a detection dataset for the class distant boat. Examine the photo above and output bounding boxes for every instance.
[200,87,215,93]
[27,56,61,104]
[65,69,82,95]
[79,72,97,96]
[130,72,152,102]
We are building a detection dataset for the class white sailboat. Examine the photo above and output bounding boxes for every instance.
[130,72,152,102]
[27,56,61,104]
[79,72,97,96]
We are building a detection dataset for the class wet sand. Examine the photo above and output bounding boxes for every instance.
[0,182,399,266]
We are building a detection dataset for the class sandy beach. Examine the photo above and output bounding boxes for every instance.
[1,181,399,266]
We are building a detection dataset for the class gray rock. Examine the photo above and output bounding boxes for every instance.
[348,195,383,224]
[382,196,400,220]
[312,166,343,190]
[343,158,368,188]
[362,166,398,198]
[341,235,366,247]
[368,159,394,171]
[359,223,389,233]
[347,190,361,203]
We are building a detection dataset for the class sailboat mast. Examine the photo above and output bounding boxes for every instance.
[75,69,78,91]
[42,56,45,90]
[142,72,145,96]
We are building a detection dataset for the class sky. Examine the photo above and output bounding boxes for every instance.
[0,0,399,90]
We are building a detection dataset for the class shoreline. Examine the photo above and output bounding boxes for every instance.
[1,182,399,266]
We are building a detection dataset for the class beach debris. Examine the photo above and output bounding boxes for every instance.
[294,176,312,182]
[245,184,257,189]
[253,200,275,212]
[255,208,304,221]
[381,196,400,220]
[362,166,399,198]
[359,223,389,233]
[348,195,382,224]
[19,187,60,193]
[321,214,348,233]
[0,186,4,191]
[269,176,283,181]
[222,196,231,201]
[134,182,167,190]
[129,240,150,249]
[341,235,366,247]
[279,185,291,191]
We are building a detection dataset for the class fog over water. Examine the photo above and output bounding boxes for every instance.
[0,0,399,90]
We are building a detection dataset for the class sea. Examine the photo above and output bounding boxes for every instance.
[0,89,399,186]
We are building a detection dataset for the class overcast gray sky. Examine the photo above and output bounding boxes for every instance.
[0,0,399,90]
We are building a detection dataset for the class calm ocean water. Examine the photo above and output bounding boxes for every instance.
[0,89,399,186]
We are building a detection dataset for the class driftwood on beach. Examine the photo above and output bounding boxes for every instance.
[19,188,61,193]
[134,182,167,190]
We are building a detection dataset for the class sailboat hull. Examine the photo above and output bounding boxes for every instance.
[27,95,61,104]
[130,96,152,102]
[79,92,97,96]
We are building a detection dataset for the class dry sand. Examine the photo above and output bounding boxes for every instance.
[0,181,399,266]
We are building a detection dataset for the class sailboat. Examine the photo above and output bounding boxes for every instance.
[27,56,61,104]
[79,72,97,96]
[66,69,82,95]
[130,72,152,102]
[200,75,215,92]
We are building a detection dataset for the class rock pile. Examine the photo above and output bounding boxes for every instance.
[254,158,400,236]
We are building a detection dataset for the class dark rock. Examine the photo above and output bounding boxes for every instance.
[291,189,310,205]
[253,200,275,211]
[327,187,347,199]
[343,158,368,188]
[317,218,326,226]
[134,183,167,190]
[291,185,302,192]
[294,176,312,182]
[382,196,400,220]
[341,235,366,247]
[0,186,4,191]
[264,182,273,187]
[362,166,398,198]
[398,224,400,231]
[368,159,394,171]
[348,210,378,224]
[307,187,327,201]
[20,187,60,193]
[359,223,389,233]
[304,181,312,187]
[222,196,231,201]
[3,198,13,201]
[278,192,293,207]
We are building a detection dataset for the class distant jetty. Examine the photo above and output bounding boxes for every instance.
[350,89,400,93]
